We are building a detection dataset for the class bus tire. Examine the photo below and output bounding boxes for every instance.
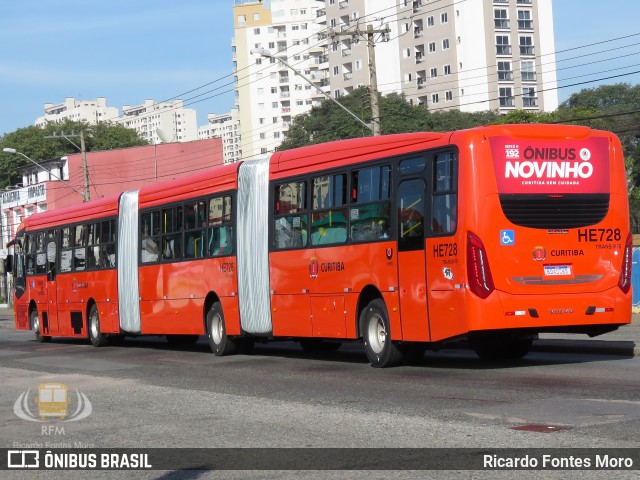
[469,332,533,361]
[30,309,51,343]
[88,304,108,347]
[206,301,237,356]
[361,299,405,368]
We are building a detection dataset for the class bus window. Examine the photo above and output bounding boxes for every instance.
[311,174,347,246]
[398,179,425,251]
[274,182,308,249]
[185,200,206,259]
[208,196,233,257]
[141,211,160,263]
[350,165,391,242]
[399,156,426,175]
[46,229,58,279]
[25,233,36,275]
[431,152,457,234]
[73,225,86,271]
[162,206,183,260]
[35,232,47,274]
[86,223,100,269]
[60,227,73,272]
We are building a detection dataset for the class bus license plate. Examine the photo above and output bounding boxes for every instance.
[544,265,572,276]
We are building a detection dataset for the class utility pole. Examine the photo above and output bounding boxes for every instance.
[44,130,90,201]
[330,23,389,136]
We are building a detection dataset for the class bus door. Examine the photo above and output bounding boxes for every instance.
[44,229,61,335]
[396,169,431,342]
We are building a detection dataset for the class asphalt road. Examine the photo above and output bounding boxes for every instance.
[0,323,639,479]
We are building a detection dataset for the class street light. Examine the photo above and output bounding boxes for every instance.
[2,148,85,199]
[250,47,373,134]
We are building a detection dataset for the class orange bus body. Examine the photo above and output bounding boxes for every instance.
[10,125,631,366]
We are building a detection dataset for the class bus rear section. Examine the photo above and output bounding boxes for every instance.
[455,125,631,359]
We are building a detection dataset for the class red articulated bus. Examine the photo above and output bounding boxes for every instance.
[9,124,632,367]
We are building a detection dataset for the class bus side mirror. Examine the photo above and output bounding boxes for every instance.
[2,257,10,274]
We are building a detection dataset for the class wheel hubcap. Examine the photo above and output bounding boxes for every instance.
[211,313,223,345]
[33,314,40,334]
[368,314,386,354]
[91,314,98,338]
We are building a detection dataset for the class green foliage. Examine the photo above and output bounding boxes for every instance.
[279,87,502,150]
[0,120,147,188]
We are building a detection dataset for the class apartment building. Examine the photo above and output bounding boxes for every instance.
[120,99,198,145]
[326,0,558,112]
[35,97,119,128]
[233,0,325,159]
[198,109,242,164]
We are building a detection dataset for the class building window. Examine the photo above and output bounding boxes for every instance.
[237,14,246,24]
[430,67,437,78]
[445,91,453,101]
[333,66,339,76]
[253,13,260,21]
[432,93,439,104]
[497,61,513,81]
[521,60,536,81]
[444,64,451,75]
[494,9,509,29]
[496,35,511,55]
[522,87,537,107]
[442,38,449,50]
[517,10,533,29]
[519,35,534,55]
[427,16,434,27]
[254,28,261,35]
[429,42,436,53]
[441,12,448,23]
[499,87,514,107]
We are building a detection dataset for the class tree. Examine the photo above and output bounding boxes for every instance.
[556,84,640,230]
[0,120,147,188]
[278,87,500,150]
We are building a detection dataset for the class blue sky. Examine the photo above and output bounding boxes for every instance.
[1,0,639,136]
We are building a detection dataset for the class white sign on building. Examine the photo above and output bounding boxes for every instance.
[1,183,47,209]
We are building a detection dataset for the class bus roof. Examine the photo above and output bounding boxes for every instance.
[269,124,609,180]
[18,194,120,232]
[137,162,240,209]
[269,132,447,178]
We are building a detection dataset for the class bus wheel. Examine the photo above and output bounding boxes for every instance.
[30,309,51,343]
[88,304,108,347]
[361,299,405,368]
[206,302,237,356]
[469,332,533,361]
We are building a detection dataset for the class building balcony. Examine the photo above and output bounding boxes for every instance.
[339,0,349,9]
[343,72,353,81]
[342,48,351,57]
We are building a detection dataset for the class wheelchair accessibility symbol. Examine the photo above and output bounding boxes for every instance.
[500,230,515,246]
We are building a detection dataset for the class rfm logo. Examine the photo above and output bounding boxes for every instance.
[13,383,92,435]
